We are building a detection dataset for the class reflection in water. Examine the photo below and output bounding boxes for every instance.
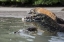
[0,17,64,42]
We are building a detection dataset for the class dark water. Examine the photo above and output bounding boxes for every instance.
[0,17,64,42]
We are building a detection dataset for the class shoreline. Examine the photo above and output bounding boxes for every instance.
[0,7,64,19]
[0,7,64,11]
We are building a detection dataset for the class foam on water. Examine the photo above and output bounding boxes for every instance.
[18,29,43,36]
[22,18,25,22]
[13,29,64,42]
[49,32,64,42]
[37,29,44,35]
[18,29,36,39]
[57,32,64,37]
[26,39,34,41]
[17,29,44,42]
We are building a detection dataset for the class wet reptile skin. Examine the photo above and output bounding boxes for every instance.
[25,14,64,33]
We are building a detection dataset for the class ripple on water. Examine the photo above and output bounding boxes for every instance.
[0,17,64,42]
[13,29,44,42]
[17,29,36,39]
[49,32,64,42]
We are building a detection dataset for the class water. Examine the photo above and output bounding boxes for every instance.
[0,17,64,42]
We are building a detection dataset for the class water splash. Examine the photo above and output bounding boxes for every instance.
[17,29,36,39]
[49,32,64,42]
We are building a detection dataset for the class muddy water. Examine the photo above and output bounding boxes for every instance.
[0,17,64,42]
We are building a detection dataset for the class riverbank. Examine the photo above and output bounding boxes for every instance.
[0,7,64,11]
[0,7,64,19]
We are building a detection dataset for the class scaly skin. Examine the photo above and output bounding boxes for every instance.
[25,14,64,33]
[28,7,57,21]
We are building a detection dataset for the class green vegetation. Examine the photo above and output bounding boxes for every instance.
[0,0,64,6]
[60,0,64,5]
[33,0,59,5]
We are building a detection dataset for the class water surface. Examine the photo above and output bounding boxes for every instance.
[0,17,64,42]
